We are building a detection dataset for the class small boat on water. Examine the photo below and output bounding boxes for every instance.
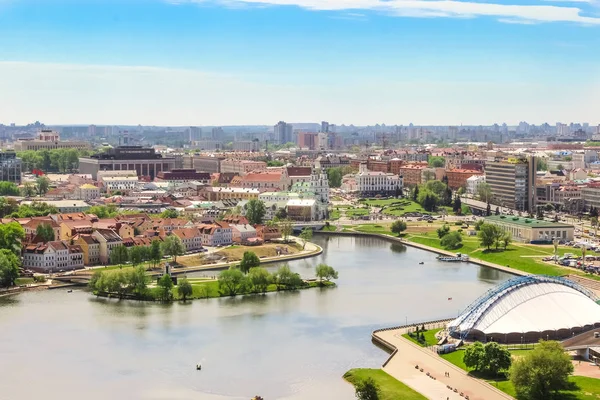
[437,253,469,262]
[419,262,424,265]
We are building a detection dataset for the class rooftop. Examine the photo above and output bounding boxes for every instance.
[485,215,574,229]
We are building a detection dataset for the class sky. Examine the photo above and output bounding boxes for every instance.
[0,0,599,126]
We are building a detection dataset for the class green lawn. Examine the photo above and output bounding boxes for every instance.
[172,279,335,300]
[346,208,370,217]
[402,328,442,347]
[441,348,600,400]
[343,368,427,400]
[321,224,337,232]
[354,224,393,235]
[329,209,341,220]
[15,277,35,285]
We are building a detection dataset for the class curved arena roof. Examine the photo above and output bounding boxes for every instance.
[448,276,600,337]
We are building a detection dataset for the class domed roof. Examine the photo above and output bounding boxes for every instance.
[448,276,600,336]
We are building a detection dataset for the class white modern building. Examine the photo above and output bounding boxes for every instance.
[466,175,486,195]
[354,163,402,197]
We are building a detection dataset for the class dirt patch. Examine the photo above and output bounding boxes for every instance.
[178,243,302,267]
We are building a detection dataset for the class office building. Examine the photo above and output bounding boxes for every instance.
[14,130,90,151]
[78,146,176,180]
[211,127,224,139]
[182,154,224,173]
[0,150,22,184]
[297,132,317,150]
[188,127,202,142]
[485,156,536,213]
[232,141,259,152]
[274,121,293,145]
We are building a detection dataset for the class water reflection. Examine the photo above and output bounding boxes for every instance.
[390,242,407,254]
[0,234,514,400]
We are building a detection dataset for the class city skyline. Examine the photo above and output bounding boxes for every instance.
[0,0,599,125]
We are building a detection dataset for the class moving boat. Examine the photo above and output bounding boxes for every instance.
[436,253,469,262]
[418,262,424,265]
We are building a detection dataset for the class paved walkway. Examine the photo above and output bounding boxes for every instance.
[375,327,513,400]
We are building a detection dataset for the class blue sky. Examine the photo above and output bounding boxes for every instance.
[0,0,599,126]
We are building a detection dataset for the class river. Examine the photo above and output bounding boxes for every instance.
[0,235,513,400]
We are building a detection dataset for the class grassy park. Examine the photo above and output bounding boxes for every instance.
[441,348,600,400]
[343,369,427,400]
[402,328,442,347]
[344,221,593,278]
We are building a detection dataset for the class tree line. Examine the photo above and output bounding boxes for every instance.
[18,148,93,173]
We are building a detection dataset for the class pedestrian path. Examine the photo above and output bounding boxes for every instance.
[375,328,513,400]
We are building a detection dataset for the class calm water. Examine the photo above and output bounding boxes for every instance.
[0,235,512,400]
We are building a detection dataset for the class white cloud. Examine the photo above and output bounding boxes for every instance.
[172,0,600,25]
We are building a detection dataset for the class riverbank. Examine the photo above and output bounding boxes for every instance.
[343,368,427,400]
[93,280,336,302]
[316,230,526,277]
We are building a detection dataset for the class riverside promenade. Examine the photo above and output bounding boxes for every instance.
[374,324,514,400]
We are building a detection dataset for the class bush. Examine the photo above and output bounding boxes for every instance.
[437,224,450,238]
[441,231,462,249]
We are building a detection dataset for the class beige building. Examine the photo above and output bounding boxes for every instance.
[14,130,90,151]
[202,187,260,201]
[485,215,574,243]
[221,159,267,175]
[74,184,100,200]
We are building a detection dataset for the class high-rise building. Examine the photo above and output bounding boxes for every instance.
[211,127,224,140]
[274,121,293,145]
[321,121,330,133]
[188,127,202,142]
[297,132,317,150]
[0,151,22,184]
[88,125,97,136]
[485,156,536,213]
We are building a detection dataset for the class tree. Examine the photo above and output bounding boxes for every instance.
[35,223,55,243]
[129,246,144,267]
[482,342,512,377]
[428,156,445,168]
[218,267,247,296]
[412,185,419,202]
[0,222,26,255]
[355,377,380,400]
[273,264,303,290]
[390,220,407,236]
[500,231,512,249]
[315,263,338,284]
[239,251,260,274]
[463,341,511,377]
[477,182,493,203]
[0,182,20,196]
[327,167,343,188]
[150,240,163,268]
[128,265,149,296]
[394,185,402,198]
[426,180,447,198]
[246,199,266,225]
[441,231,462,249]
[35,176,50,195]
[10,201,57,218]
[0,197,18,217]
[557,164,565,170]
[110,245,129,266]
[161,235,185,263]
[591,207,599,218]
[88,205,119,219]
[248,267,271,293]
[0,249,21,288]
[536,157,548,171]
[478,223,502,250]
[21,182,36,197]
[275,207,287,220]
[457,187,466,196]
[442,187,453,206]
[178,277,193,301]
[510,340,573,400]
[437,224,450,238]
[299,228,313,249]
[280,219,293,242]
[157,273,174,301]
[453,195,462,214]
[160,209,179,218]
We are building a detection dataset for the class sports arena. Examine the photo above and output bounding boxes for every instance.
[448,275,600,343]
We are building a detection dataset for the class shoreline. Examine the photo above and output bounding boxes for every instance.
[315,230,527,277]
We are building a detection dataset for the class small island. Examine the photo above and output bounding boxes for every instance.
[88,250,338,302]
